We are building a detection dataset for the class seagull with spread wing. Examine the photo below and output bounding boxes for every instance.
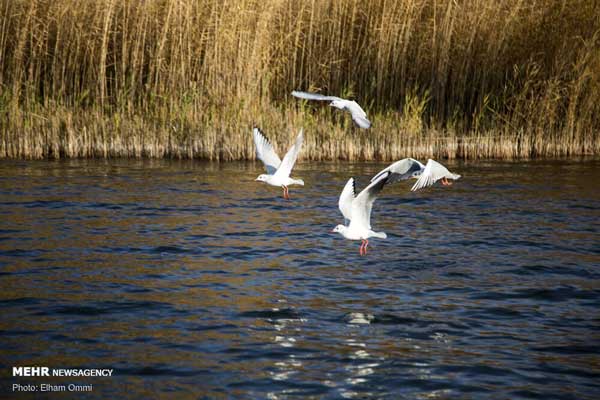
[291,90,371,129]
[331,172,389,256]
[332,158,461,255]
[370,158,461,191]
[253,127,304,200]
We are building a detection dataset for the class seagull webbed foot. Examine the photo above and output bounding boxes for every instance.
[359,239,369,256]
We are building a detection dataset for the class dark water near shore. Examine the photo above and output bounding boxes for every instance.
[0,158,599,399]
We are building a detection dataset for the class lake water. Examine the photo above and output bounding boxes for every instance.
[1,158,599,399]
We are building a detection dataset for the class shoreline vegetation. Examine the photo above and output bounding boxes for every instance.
[1,0,599,161]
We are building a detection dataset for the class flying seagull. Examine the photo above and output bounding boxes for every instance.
[370,158,461,191]
[331,171,390,256]
[253,127,304,200]
[332,158,461,255]
[291,90,371,129]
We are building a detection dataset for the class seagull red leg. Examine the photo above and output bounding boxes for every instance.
[364,239,369,255]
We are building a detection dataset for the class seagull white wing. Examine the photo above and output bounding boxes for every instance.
[253,128,281,175]
[350,171,390,230]
[345,101,367,118]
[291,91,341,102]
[273,129,303,179]
[338,177,356,222]
[352,114,372,129]
[341,101,371,129]
[411,159,457,191]
[371,158,425,184]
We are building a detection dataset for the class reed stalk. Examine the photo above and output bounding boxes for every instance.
[0,0,598,160]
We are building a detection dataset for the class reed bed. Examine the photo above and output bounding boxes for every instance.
[1,0,599,160]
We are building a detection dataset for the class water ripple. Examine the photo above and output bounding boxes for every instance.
[0,159,599,399]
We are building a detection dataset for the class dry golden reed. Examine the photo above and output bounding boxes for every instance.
[0,0,599,160]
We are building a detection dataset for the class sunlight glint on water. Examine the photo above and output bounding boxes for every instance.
[0,159,599,399]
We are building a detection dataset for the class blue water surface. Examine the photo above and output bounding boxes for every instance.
[0,158,599,399]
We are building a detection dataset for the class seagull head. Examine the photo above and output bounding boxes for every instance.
[255,174,269,182]
[331,224,346,235]
[329,100,345,110]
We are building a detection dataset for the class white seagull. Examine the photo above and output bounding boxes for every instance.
[253,127,304,200]
[291,90,371,129]
[331,171,390,256]
[370,158,461,191]
[332,158,461,255]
